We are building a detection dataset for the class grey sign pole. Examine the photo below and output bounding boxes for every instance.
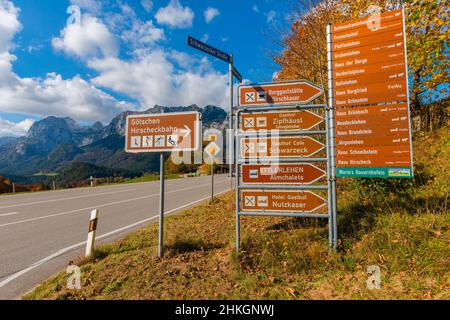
[229,55,234,188]
[12,182,15,194]
[327,24,338,249]
[187,36,241,189]
[158,152,165,258]
[235,110,240,252]
[211,162,214,201]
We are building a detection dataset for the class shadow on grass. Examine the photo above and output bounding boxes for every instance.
[167,238,223,255]
[266,217,328,231]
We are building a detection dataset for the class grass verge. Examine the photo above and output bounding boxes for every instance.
[24,128,449,300]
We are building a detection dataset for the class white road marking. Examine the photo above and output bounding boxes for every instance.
[0,180,229,228]
[0,188,138,210]
[0,189,230,289]
[0,212,19,217]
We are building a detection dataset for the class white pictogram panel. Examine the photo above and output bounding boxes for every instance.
[154,135,165,147]
[249,169,258,179]
[131,136,141,148]
[167,135,178,147]
[245,92,256,102]
[257,196,269,207]
[244,118,255,128]
[256,117,267,128]
[244,196,256,207]
[143,136,153,147]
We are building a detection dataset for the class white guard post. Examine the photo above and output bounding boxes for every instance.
[85,209,99,257]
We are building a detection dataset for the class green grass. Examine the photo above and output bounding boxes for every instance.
[96,173,183,186]
[24,128,449,300]
[33,172,59,177]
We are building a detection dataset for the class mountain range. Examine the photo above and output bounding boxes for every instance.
[0,105,227,184]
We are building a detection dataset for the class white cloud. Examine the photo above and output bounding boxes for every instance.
[52,14,118,60]
[0,118,34,137]
[201,34,209,42]
[69,0,102,14]
[204,7,219,23]
[103,3,164,49]
[169,50,194,69]
[88,50,230,109]
[252,5,259,13]
[272,71,279,80]
[0,1,128,122]
[0,0,21,53]
[155,0,194,29]
[121,19,164,47]
[0,72,130,122]
[141,0,153,12]
[266,10,276,23]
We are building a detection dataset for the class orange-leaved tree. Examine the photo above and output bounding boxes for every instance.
[274,0,449,131]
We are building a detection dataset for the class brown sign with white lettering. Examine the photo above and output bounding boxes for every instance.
[240,110,323,132]
[240,136,324,159]
[241,190,327,213]
[241,163,326,185]
[238,81,323,107]
[125,112,201,153]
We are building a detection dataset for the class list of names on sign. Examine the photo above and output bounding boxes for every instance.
[331,9,413,178]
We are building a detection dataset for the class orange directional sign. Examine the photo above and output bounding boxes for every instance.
[241,190,327,213]
[335,103,408,118]
[331,9,413,178]
[241,163,326,185]
[332,9,407,108]
[240,136,324,159]
[240,110,323,132]
[125,112,201,153]
[333,39,405,62]
[238,80,323,107]
[333,28,404,52]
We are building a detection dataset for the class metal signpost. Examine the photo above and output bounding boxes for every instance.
[328,8,414,179]
[205,133,220,201]
[235,80,338,250]
[125,111,202,257]
[187,36,243,187]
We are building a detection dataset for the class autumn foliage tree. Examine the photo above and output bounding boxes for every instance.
[274,0,449,131]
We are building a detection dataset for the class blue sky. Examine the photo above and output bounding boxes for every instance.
[0,0,297,136]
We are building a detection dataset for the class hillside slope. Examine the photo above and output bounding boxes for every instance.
[25,128,449,300]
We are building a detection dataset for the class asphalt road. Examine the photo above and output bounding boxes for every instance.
[0,174,232,299]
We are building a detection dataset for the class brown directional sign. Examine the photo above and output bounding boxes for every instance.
[333,39,405,62]
[241,163,326,185]
[333,60,405,81]
[241,190,327,213]
[240,136,324,159]
[333,50,405,70]
[332,9,407,108]
[332,9,413,178]
[238,80,323,107]
[240,110,323,132]
[125,112,201,153]
[333,28,404,52]
[335,103,408,118]
[332,9,403,33]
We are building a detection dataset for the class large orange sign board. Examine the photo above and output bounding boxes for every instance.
[240,136,324,159]
[238,81,323,107]
[331,9,413,178]
[332,9,403,33]
[241,190,327,213]
[240,110,323,132]
[241,163,326,185]
[125,112,201,153]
